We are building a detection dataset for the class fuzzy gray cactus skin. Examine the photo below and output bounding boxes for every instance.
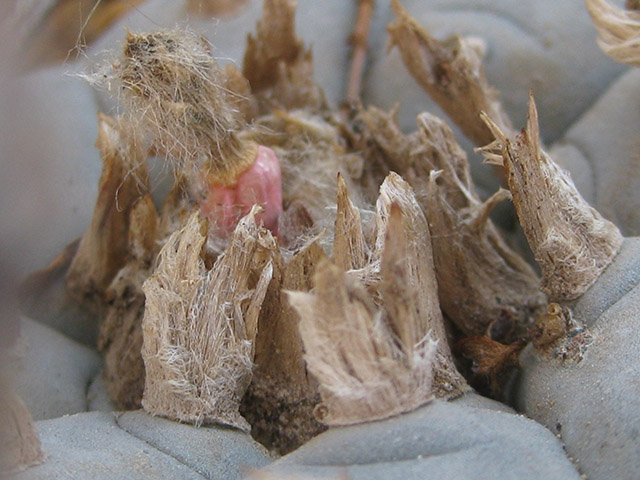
[510,237,640,480]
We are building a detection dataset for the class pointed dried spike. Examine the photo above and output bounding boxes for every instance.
[333,173,367,271]
[243,0,301,90]
[388,0,514,146]
[141,207,277,430]
[586,0,640,66]
[66,113,148,308]
[500,95,623,301]
[379,203,419,354]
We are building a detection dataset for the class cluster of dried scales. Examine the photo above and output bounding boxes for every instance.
[21,0,637,462]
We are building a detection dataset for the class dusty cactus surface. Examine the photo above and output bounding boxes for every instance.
[2,1,640,479]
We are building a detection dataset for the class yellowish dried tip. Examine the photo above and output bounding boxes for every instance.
[118,28,250,186]
[586,0,640,66]
[141,208,276,430]
[388,0,514,146]
[490,94,623,301]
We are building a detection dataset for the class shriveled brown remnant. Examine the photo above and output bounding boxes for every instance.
[0,380,44,474]
[98,194,158,409]
[141,208,277,430]
[359,107,543,339]
[66,113,148,309]
[479,94,623,301]
[586,0,640,66]
[243,0,325,112]
[117,28,254,187]
[387,0,514,146]
[289,174,467,426]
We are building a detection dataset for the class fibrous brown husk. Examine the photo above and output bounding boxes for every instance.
[243,0,325,112]
[288,173,467,426]
[98,194,158,409]
[388,0,514,147]
[66,113,148,311]
[141,208,277,430]
[479,94,623,301]
[358,107,543,340]
[586,0,640,66]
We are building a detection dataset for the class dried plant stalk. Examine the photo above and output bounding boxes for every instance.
[289,173,467,426]
[479,94,623,301]
[360,107,543,339]
[141,208,276,430]
[243,0,325,112]
[586,0,640,66]
[98,194,158,409]
[66,113,148,309]
[388,0,514,146]
[0,380,44,474]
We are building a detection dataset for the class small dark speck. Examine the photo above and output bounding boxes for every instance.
[556,422,562,433]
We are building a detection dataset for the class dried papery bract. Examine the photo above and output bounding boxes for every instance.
[586,0,640,66]
[141,208,276,430]
[479,94,623,301]
[360,108,543,339]
[117,28,253,187]
[388,0,515,146]
[98,194,158,409]
[66,113,148,309]
[243,0,325,112]
[289,174,467,425]
[289,259,437,426]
